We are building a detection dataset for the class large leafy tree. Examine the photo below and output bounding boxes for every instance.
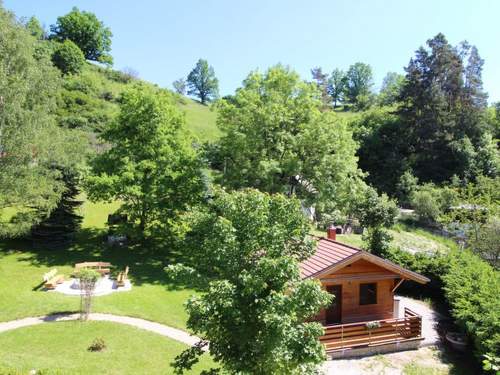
[187,59,219,104]
[169,189,331,374]
[214,65,365,214]
[50,7,113,65]
[344,62,374,109]
[378,72,405,106]
[398,33,494,183]
[0,6,85,237]
[327,68,347,109]
[86,86,204,235]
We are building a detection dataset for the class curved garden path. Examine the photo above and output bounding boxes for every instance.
[0,313,203,347]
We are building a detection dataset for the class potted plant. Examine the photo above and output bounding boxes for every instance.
[365,321,381,343]
[445,331,467,352]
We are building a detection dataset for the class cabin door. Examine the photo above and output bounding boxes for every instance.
[325,285,342,324]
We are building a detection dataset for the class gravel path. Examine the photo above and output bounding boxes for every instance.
[0,313,202,347]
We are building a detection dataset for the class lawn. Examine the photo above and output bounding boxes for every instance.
[0,199,196,330]
[180,98,220,142]
[0,321,215,374]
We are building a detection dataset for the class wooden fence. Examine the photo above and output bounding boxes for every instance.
[320,308,422,352]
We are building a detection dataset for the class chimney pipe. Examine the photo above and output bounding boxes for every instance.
[327,225,337,241]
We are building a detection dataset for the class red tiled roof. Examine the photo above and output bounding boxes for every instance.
[299,237,430,284]
[299,237,360,279]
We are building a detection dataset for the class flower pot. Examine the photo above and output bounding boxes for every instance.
[445,332,467,352]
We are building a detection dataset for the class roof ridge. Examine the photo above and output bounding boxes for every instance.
[318,236,363,252]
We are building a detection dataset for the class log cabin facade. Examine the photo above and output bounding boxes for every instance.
[300,234,430,356]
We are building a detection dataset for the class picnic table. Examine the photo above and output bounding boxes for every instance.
[74,262,112,275]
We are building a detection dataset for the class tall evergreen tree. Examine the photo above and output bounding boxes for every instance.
[311,67,331,110]
[398,33,493,183]
[31,169,83,247]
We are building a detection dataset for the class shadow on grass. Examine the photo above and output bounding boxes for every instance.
[0,228,201,291]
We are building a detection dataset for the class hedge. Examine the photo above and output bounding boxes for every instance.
[442,249,500,359]
[382,246,500,364]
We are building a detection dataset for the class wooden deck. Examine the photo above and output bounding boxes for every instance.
[320,308,423,353]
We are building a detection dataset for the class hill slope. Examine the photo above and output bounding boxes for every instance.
[58,64,219,143]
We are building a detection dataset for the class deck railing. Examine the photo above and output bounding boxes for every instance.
[320,307,422,352]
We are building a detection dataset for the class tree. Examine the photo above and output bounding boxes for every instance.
[353,187,398,255]
[345,62,374,109]
[186,59,219,104]
[469,217,500,269]
[31,168,83,246]
[51,39,85,75]
[172,78,186,95]
[50,7,113,65]
[378,72,405,106]
[327,68,347,109]
[349,107,406,195]
[398,34,493,183]
[169,189,331,374]
[395,170,419,208]
[24,16,45,39]
[0,5,86,237]
[76,268,100,321]
[214,65,365,214]
[86,86,204,236]
[311,67,331,109]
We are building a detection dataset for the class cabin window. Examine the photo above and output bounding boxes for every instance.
[359,283,377,305]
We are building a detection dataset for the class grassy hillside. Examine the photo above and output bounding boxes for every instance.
[180,98,220,142]
[59,64,219,143]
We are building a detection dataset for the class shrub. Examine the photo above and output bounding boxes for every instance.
[381,246,449,298]
[51,40,85,75]
[87,338,106,352]
[412,189,442,225]
[442,249,500,361]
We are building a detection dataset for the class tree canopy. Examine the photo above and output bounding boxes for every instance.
[398,33,493,183]
[0,6,85,237]
[170,189,331,374]
[50,7,113,65]
[345,62,374,109]
[86,86,204,236]
[187,59,219,104]
[213,65,365,214]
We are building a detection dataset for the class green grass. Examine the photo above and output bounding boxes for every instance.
[312,222,457,254]
[0,199,196,330]
[0,321,214,374]
[403,362,448,375]
[180,98,220,142]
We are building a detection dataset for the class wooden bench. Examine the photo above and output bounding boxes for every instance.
[116,266,129,287]
[43,269,65,289]
[74,262,112,276]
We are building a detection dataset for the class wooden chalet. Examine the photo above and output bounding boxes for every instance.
[300,230,430,357]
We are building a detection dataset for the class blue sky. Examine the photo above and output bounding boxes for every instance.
[5,0,500,102]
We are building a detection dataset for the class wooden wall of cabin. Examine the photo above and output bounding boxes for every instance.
[312,259,399,325]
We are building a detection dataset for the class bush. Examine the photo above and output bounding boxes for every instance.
[381,246,449,297]
[51,40,85,75]
[87,338,106,352]
[412,189,441,225]
[442,249,500,360]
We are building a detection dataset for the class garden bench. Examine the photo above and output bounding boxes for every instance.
[74,261,112,275]
[116,266,129,287]
[43,270,65,289]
